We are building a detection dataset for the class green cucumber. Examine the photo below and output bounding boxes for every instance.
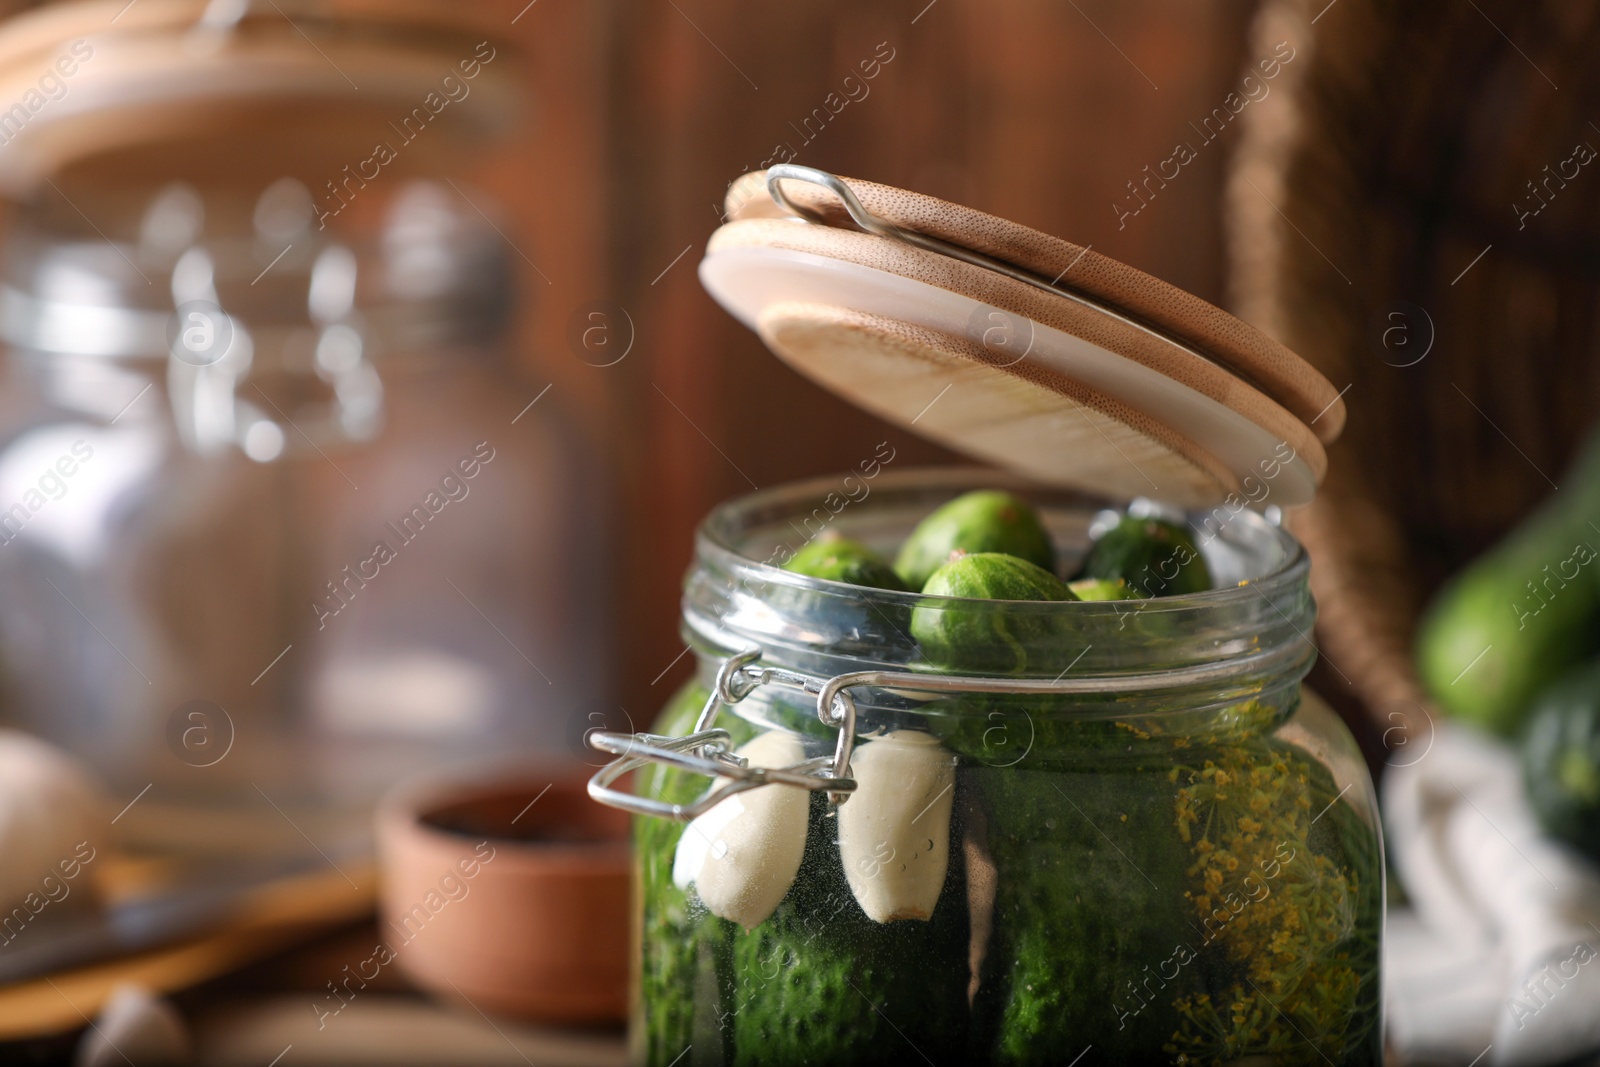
[1081,515,1211,598]
[911,553,1078,675]
[1523,658,1600,858]
[779,536,915,652]
[966,757,1196,1064]
[728,790,970,1065]
[1418,428,1600,736]
[635,682,753,1065]
[1418,538,1600,736]
[895,490,1056,591]
[783,536,908,591]
[1067,577,1140,601]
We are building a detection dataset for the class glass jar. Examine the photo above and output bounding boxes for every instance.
[609,468,1382,1066]
[0,177,606,804]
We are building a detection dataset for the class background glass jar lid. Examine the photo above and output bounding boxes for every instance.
[0,0,519,197]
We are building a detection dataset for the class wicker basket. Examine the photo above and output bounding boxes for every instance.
[1226,0,1600,764]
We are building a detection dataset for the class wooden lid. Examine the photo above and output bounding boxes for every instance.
[701,169,1333,508]
[0,0,519,196]
[759,302,1244,507]
[728,169,1345,443]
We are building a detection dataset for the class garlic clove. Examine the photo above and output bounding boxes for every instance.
[672,730,809,930]
[839,730,955,923]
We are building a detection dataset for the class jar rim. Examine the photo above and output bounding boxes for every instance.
[684,467,1316,694]
[694,466,1308,606]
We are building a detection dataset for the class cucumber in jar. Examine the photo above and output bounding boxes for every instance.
[644,686,971,1065]
[959,731,1199,1064]
[895,490,1057,591]
[781,535,916,653]
[783,536,908,592]
[726,785,971,1066]
[911,552,1079,675]
[1164,728,1382,1066]
[1080,514,1212,598]
[635,681,753,1065]
[911,544,1196,1061]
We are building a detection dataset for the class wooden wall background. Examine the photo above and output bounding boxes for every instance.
[472,0,1259,722]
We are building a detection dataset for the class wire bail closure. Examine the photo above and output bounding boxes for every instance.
[586,647,862,821]
[764,163,1087,305]
[587,620,1312,822]
[761,164,1251,389]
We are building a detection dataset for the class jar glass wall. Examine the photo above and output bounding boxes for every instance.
[631,469,1382,1066]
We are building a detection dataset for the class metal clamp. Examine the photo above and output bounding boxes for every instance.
[588,635,1311,822]
[763,164,1240,383]
[586,648,861,821]
[766,164,1039,287]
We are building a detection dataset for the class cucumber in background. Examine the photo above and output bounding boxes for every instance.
[1523,659,1600,859]
[1417,432,1600,737]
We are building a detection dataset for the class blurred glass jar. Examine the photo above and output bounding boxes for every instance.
[0,177,606,801]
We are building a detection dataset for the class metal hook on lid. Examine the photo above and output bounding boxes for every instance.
[188,0,335,53]
[766,165,908,240]
[196,0,330,31]
[766,164,994,272]
[765,163,1072,299]
[762,164,1240,384]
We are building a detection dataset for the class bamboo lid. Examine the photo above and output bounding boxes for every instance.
[700,167,1343,509]
[727,168,1345,442]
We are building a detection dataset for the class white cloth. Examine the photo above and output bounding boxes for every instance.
[1385,723,1600,1065]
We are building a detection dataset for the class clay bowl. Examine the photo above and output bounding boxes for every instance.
[375,767,630,1024]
